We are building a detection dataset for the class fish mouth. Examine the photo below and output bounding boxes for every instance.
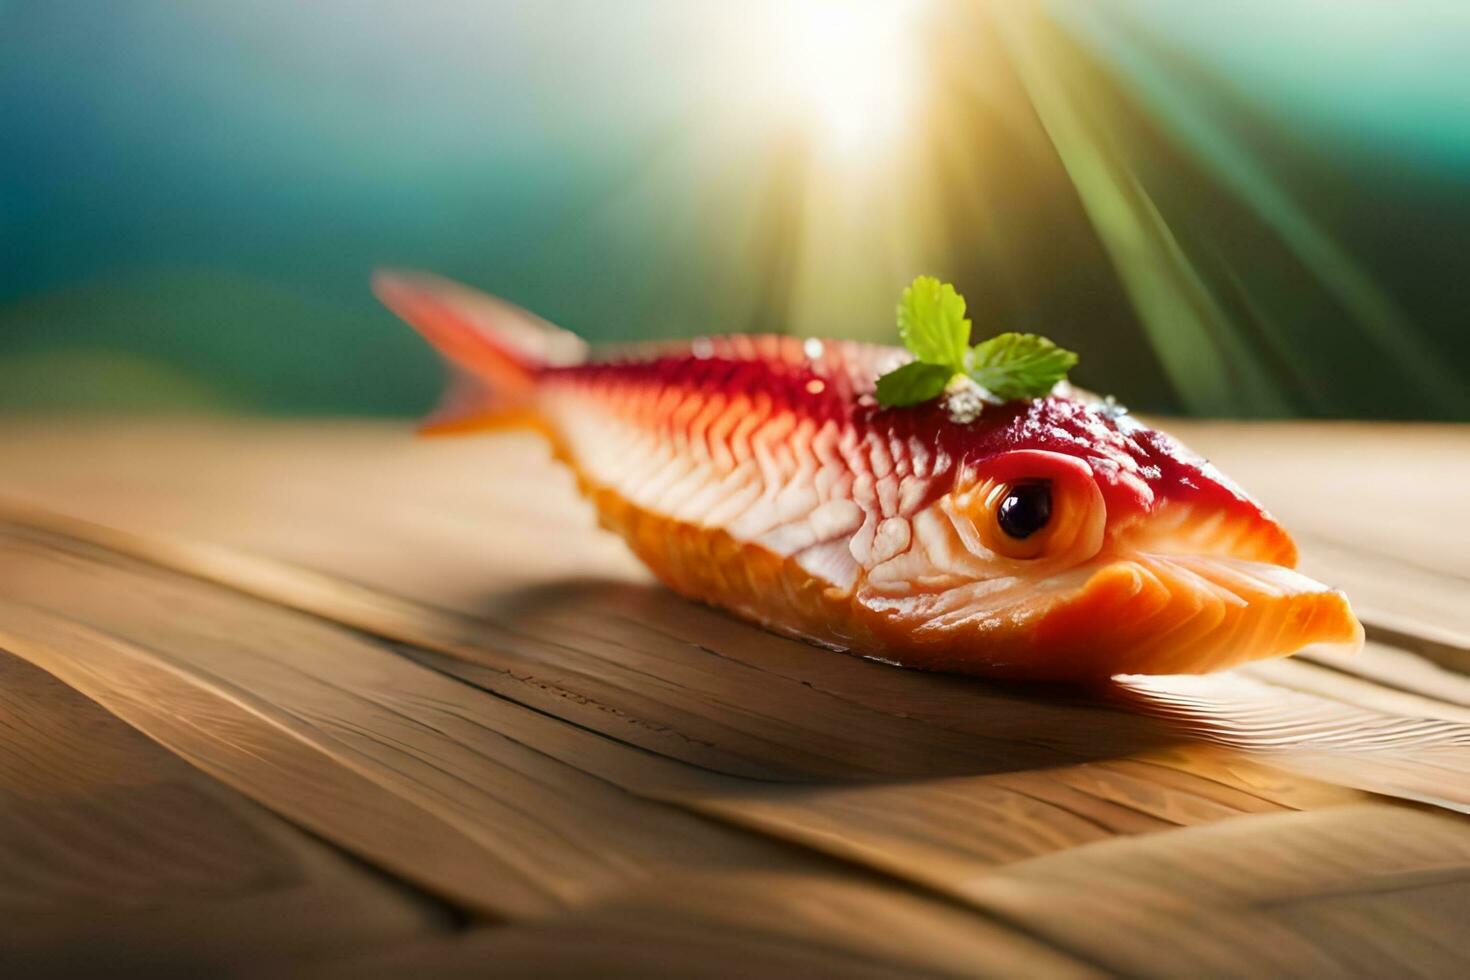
[1027,552,1363,679]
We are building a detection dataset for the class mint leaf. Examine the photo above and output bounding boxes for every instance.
[875,276,1079,412]
[874,360,955,407]
[897,275,970,369]
[964,332,1078,401]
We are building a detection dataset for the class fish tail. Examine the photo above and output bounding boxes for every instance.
[372,269,586,436]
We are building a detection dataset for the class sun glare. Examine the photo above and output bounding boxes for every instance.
[765,0,931,157]
[694,0,947,338]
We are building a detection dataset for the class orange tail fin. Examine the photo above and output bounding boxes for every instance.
[372,270,586,435]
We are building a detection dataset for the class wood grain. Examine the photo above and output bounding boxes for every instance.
[0,650,446,978]
[1,417,1468,976]
[0,525,1320,914]
[0,529,1105,976]
[0,537,799,919]
[960,803,1470,976]
[295,873,1102,980]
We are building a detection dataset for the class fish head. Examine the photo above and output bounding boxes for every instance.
[858,397,1362,679]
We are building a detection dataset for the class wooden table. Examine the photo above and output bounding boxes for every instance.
[1,417,1467,977]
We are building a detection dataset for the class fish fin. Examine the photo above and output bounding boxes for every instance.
[372,269,586,436]
[415,366,551,436]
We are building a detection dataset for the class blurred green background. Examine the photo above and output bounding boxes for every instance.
[3,0,1467,419]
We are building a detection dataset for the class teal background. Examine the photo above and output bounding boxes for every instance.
[3,1,1468,418]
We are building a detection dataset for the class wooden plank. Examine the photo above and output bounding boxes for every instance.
[0,649,446,977]
[1116,661,1470,813]
[957,803,1470,976]
[0,523,1113,976]
[673,751,1300,898]
[9,513,1452,978]
[295,873,1102,980]
[0,580,1103,977]
[0,537,805,919]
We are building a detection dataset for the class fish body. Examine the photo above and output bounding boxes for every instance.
[377,271,1362,681]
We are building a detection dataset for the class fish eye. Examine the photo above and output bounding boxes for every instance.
[997,481,1052,540]
[953,451,1104,564]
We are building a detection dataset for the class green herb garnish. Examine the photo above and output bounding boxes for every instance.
[875,276,1077,409]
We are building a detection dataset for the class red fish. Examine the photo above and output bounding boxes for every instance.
[376,271,1363,681]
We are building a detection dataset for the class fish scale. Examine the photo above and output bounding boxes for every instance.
[377,271,1363,681]
[547,353,875,552]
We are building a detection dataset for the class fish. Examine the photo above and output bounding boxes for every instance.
[375,270,1363,681]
